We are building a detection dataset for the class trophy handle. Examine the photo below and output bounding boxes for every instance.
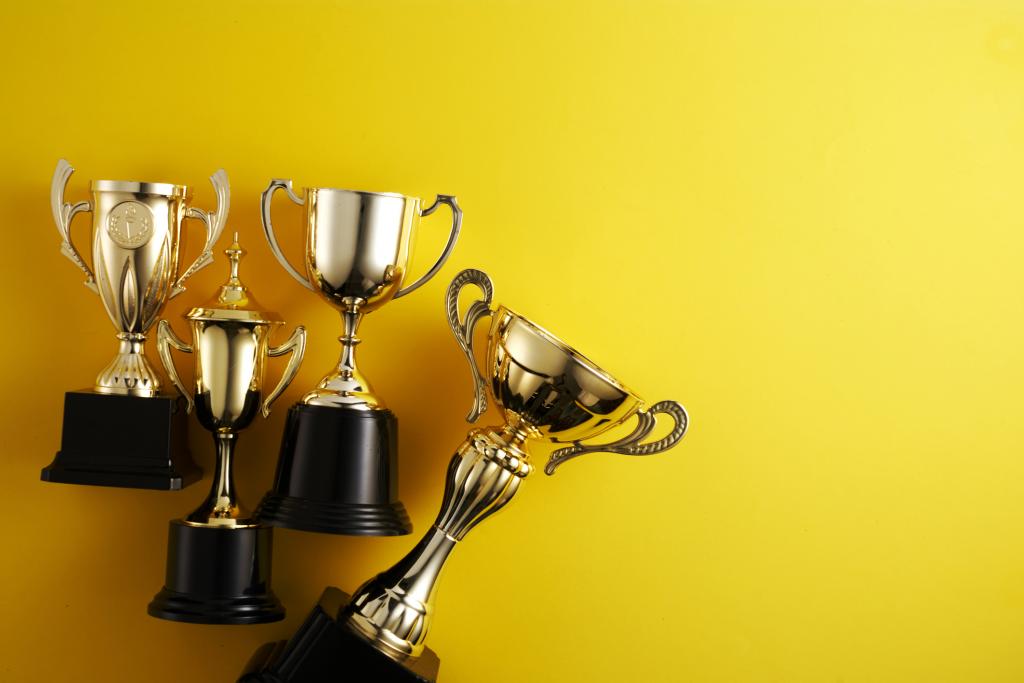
[395,195,463,299]
[51,159,98,293]
[544,400,689,475]
[172,169,230,298]
[262,325,307,417]
[156,320,194,414]
[445,268,494,422]
[261,178,314,291]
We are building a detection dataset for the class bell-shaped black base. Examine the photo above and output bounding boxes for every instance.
[148,519,284,625]
[42,390,200,490]
[238,587,439,683]
[256,404,412,536]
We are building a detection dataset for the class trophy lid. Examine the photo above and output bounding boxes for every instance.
[187,233,283,324]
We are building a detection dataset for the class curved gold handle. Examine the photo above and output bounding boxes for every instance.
[262,325,307,417]
[261,178,314,291]
[51,159,97,293]
[395,195,463,299]
[445,268,494,422]
[544,400,689,475]
[172,169,230,297]
[156,320,194,414]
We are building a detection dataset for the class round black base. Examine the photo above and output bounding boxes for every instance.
[257,404,412,537]
[148,588,284,625]
[148,520,284,625]
[257,493,411,536]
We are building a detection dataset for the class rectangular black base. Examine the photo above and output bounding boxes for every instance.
[239,587,440,683]
[41,390,200,490]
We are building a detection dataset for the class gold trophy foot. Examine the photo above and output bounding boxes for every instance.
[238,587,440,683]
[302,371,385,410]
[94,337,162,397]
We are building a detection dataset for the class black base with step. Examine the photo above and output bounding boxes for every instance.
[41,390,200,490]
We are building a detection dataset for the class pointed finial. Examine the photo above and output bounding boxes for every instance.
[224,231,246,283]
[217,233,249,306]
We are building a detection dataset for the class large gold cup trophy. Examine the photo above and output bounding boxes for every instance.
[255,179,462,536]
[240,269,688,682]
[42,159,229,490]
[149,236,306,624]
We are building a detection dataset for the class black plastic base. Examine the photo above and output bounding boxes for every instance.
[256,404,412,536]
[239,587,439,683]
[41,390,200,490]
[148,520,284,625]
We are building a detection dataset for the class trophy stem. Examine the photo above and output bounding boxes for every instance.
[186,432,253,527]
[337,303,362,381]
[342,428,532,661]
[303,301,383,408]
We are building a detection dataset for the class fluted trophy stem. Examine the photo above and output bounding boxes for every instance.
[343,428,531,661]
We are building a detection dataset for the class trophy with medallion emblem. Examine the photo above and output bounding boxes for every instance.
[42,159,229,490]
[240,269,688,682]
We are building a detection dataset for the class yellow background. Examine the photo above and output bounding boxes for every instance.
[1,1,1023,681]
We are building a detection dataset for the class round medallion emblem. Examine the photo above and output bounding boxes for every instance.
[107,201,154,249]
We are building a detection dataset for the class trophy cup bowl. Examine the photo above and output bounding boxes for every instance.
[254,179,462,536]
[148,237,306,625]
[43,159,229,490]
[239,269,687,683]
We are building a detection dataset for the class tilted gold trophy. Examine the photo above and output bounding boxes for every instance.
[240,268,688,682]
[42,159,229,490]
[255,179,462,536]
[149,236,306,624]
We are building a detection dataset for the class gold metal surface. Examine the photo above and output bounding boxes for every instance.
[52,159,229,396]
[261,179,462,409]
[341,268,689,661]
[157,236,306,528]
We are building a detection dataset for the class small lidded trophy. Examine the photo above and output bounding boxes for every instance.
[149,235,306,624]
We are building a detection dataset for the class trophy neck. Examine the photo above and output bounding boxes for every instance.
[342,428,532,661]
[303,301,385,409]
[185,432,256,528]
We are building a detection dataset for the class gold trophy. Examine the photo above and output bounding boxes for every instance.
[255,179,462,536]
[42,159,229,490]
[239,268,687,682]
[149,236,306,624]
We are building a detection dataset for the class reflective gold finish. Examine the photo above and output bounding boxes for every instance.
[157,236,306,528]
[261,179,462,410]
[342,268,689,661]
[52,159,229,396]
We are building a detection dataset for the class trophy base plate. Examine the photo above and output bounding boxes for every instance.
[238,587,439,683]
[256,404,412,536]
[148,520,284,625]
[41,390,200,490]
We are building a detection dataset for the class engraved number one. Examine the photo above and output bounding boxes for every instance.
[123,205,136,240]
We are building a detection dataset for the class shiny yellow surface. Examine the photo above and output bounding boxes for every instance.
[2,1,1024,681]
